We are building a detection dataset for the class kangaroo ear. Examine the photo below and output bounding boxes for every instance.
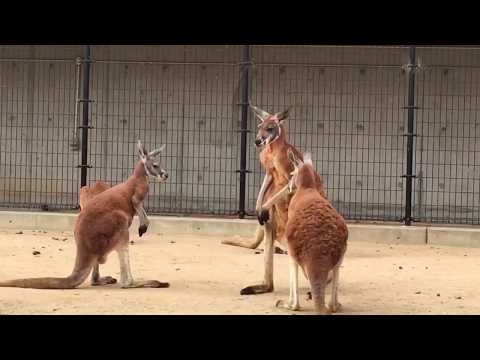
[275,106,291,124]
[137,140,148,158]
[287,149,296,163]
[303,152,313,166]
[149,144,166,157]
[249,102,271,123]
[288,149,303,169]
[287,148,300,166]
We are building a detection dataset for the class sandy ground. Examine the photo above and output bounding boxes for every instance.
[1,228,480,315]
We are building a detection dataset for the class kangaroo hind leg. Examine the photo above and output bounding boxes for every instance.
[328,255,344,313]
[116,229,169,289]
[90,260,117,286]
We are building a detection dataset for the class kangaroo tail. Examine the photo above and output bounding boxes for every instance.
[0,253,95,289]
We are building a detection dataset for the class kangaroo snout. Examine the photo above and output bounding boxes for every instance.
[159,170,169,181]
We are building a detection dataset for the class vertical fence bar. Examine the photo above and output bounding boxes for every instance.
[403,46,417,225]
[79,45,92,187]
[237,45,252,218]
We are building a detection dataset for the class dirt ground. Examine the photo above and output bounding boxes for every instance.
[1,228,480,315]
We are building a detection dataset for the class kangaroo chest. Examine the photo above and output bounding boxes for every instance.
[260,148,293,243]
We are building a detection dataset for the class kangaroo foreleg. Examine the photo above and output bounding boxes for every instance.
[134,203,149,237]
[256,183,294,225]
[261,184,292,211]
[256,173,273,225]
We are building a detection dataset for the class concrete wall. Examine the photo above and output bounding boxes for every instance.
[0,45,479,224]
[0,46,83,209]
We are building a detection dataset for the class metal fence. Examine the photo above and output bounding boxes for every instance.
[0,45,479,225]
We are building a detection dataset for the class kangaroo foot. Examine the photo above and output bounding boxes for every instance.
[328,301,342,313]
[315,306,332,315]
[121,280,170,289]
[240,284,273,295]
[91,276,117,286]
[275,299,300,311]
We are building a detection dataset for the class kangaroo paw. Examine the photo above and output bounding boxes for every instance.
[138,224,148,237]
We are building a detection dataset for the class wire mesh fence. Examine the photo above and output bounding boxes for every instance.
[413,47,480,224]
[0,45,479,225]
[0,46,83,210]
[88,46,242,215]
[247,46,408,221]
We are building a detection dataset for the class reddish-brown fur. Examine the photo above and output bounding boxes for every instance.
[259,118,326,244]
[223,120,327,250]
[79,181,111,210]
[287,159,348,314]
[239,104,328,296]
[0,142,168,289]
[74,162,149,261]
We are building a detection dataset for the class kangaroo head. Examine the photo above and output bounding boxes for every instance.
[251,102,291,147]
[137,140,168,182]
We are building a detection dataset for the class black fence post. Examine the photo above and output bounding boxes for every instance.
[79,45,92,188]
[238,45,252,219]
[403,46,417,225]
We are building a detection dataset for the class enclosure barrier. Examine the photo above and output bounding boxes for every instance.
[0,45,479,225]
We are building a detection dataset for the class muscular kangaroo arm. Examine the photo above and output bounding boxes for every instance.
[261,183,293,211]
[133,202,149,237]
[256,173,273,212]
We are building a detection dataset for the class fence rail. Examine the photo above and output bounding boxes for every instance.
[0,45,479,225]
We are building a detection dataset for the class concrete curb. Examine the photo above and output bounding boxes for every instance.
[0,210,479,247]
[427,227,480,248]
[347,224,427,245]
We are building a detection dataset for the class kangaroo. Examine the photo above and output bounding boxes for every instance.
[237,103,327,296]
[0,140,170,289]
[262,150,348,314]
[222,104,327,252]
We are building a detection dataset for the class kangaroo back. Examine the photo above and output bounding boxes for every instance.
[79,181,111,210]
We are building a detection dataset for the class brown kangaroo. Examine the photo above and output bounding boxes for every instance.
[263,150,348,314]
[235,103,327,296]
[222,104,327,252]
[0,140,170,289]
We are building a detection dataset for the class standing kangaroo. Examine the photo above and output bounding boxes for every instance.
[236,104,327,296]
[262,150,348,314]
[222,104,327,252]
[0,141,170,289]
